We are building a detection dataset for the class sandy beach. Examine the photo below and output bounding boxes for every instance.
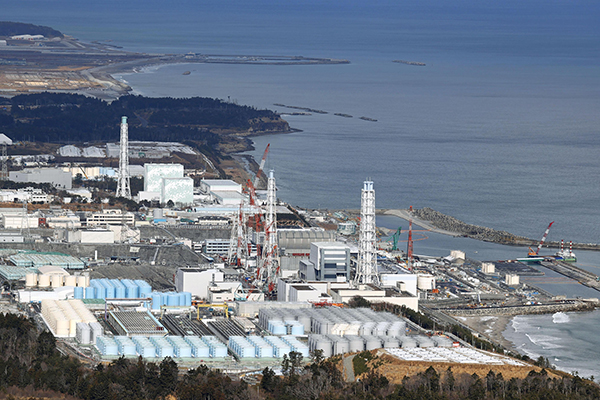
[455,315,516,352]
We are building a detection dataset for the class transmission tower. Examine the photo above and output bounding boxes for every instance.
[354,180,379,285]
[1,143,7,181]
[20,200,31,241]
[228,204,249,267]
[115,116,131,199]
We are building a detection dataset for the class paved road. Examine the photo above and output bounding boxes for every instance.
[343,354,356,382]
[383,209,461,237]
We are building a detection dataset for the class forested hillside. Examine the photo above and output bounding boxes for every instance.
[0,93,289,146]
[0,22,63,38]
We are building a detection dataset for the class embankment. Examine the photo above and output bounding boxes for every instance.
[441,301,595,317]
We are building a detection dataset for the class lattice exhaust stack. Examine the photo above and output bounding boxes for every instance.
[116,116,131,199]
[354,179,378,285]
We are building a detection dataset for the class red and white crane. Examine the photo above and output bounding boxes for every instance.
[528,221,554,256]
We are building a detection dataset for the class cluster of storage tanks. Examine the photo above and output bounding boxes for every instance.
[74,279,193,310]
[308,334,454,357]
[41,299,97,337]
[148,291,192,309]
[95,335,228,358]
[77,279,152,300]
[26,273,89,288]
[259,307,406,336]
[258,307,455,357]
[76,321,103,345]
[228,335,309,359]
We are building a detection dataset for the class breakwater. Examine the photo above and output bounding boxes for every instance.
[442,301,595,317]
[410,207,534,245]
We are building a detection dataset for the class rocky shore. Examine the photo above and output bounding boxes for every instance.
[410,207,535,245]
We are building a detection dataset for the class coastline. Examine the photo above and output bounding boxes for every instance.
[456,315,516,353]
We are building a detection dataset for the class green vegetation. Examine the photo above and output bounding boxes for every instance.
[0,92,288,146]
[0,21,63,38]
[352,350,375,376]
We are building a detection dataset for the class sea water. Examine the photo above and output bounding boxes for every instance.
[5,0,600,376]
[503,311,600,380]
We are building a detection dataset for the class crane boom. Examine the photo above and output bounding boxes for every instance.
[253,143,270,188]
[535,221,554,255]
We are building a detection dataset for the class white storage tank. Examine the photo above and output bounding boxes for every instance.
[115,336,137,356]
[50,274,63,288]
[415,336,435,348]
[201,336,228,358]
[400,337,417,348]
[345,335,365,352]
[309,335,332,358]
[382,337,399,348]
[364,336,382,351]
[417,274,436,291]
[96,336,119,356]
[65,276,77,287]
[166,336,192,358]
[90,322,103,344]
[76,322,91,345]
[329,336,350,355]
[264,336,291,358]
[38,274,51,288]
[184,336,210,358]
[76,275,89,287]
[432,336,453,348]
[133,337,156,358]
[25,273,37,288]
[150,337,174,358]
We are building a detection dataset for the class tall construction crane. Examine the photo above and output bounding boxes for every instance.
[407,206,414,271]
[388,227,402,251]
[528,221,554,257]
[253,143,270,188]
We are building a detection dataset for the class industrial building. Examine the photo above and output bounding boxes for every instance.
[108,311,167,337]
[278,229,336,275]
[174,268,224,299]
[144,163,184,192]
[203,239,231,255]
[161,177,194,205]
[9,167,72,189]
[55,228,115,244]
[0,187,50,203]
[199,179,247,205]
[86,209,135,226]
[138,163,193,206]
[299,241,351,282]
[329,284,419,311]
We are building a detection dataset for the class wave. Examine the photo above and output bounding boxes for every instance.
[525,334,563,350]
[552,312,570,324]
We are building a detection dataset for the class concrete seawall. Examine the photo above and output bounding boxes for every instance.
[442,301,595,317]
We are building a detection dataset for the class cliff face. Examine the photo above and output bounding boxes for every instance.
[247,116,291,134]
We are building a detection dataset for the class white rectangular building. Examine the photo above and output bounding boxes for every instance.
[161,177,194,206]
[174,268,224,299]
[9,168,72,189]
[200,179,242,194]
[86,209,135,226]
[144,163,184,192]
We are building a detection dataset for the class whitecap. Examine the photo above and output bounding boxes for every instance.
[552,312,570,324]
[525,334,563,350]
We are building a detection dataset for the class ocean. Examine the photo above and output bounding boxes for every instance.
[6,0,600,378]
